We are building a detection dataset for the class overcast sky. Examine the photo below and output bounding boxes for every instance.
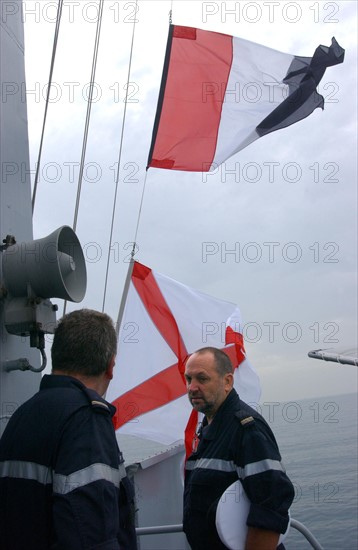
[22,0,357,402]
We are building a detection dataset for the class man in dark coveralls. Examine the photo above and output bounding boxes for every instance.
[0,309,138,550]
[183,347,294,550]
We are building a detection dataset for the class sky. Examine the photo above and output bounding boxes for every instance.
[21,0,357,402]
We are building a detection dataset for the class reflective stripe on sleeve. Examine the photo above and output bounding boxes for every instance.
[0,460,52,485]
[0,460,127,495]
[185,458,236,472]
[185,457,285,478]
[237,458,285,479]
[53,462,127,495]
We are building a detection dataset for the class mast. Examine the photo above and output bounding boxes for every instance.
[0,1,86,435]
[0,0,41,433]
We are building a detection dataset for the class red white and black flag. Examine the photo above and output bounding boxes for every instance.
[147,25,344,172]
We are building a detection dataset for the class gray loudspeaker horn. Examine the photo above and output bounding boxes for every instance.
[2,226,87,302]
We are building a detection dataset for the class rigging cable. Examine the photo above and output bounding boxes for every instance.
[63,0,104,316]
[130,3,174,258]
[31,0,63,214]
[131,170,148,256]
[101,0,139,312]
[72,0,104,233]
[102,0,173,313]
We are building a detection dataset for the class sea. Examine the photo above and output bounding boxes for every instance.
[259,392,357,550]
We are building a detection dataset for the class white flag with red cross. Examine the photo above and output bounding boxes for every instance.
[106,261,261,451]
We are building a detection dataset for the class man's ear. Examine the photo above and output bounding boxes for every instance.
[225,372,234,391]
[106,356,116,380]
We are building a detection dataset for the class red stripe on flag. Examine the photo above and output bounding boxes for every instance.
[225,327,246,364]
[173,25,197,40]
[184,409,199,459]
[132,262,188,366]
[148,25,233,172]
[112,360,187,430]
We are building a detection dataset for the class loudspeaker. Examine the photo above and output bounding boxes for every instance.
[2,226,87,302]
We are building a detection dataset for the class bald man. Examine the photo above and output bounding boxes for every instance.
[183,347,294,550]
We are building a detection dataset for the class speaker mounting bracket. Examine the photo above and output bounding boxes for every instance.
[0,234,16,252]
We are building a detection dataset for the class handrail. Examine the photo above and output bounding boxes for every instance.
[135,519,324,549]
[136,524,183,536]
[290,519,324,550]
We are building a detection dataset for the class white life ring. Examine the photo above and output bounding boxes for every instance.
[215,480,290,550]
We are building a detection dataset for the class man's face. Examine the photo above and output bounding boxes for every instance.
[184,351,233,421]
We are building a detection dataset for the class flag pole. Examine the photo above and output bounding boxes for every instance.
[116,249,136,336]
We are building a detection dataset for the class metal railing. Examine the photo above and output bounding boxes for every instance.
[135,518,324,549]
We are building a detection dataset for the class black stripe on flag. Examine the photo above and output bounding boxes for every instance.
[256,37,345,137]
[146,24,175,170]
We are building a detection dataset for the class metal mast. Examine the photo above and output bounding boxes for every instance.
[0,0,41,433]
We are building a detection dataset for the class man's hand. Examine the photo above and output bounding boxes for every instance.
[245,526,280,550]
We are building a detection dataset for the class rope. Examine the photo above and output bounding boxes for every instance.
[117,1,173,274]
[169,0,174,23]
[132,169,149,250]
[129,1,173,261]
[101,0,139,312]
[103,0,170,310]
[72,0,104,233]
[31,0,63,214]
[63,0,104,316]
